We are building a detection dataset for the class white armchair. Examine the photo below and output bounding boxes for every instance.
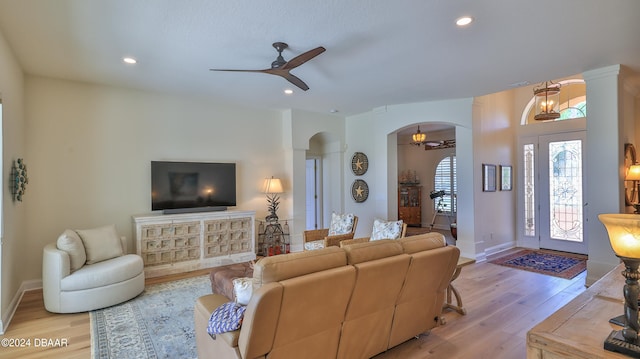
[43,225,145,313]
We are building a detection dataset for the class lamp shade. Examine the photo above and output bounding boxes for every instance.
[599,214,640,259]
[627,165,640,181]
[263,177,283,194]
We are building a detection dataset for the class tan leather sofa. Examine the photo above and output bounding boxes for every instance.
[194,232,460,359]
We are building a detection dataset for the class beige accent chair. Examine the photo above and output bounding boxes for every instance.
[43,225,145,313]
[303,215,358,249]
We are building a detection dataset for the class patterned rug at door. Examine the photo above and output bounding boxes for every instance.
[90,275,211,359]
[489,249,587,279]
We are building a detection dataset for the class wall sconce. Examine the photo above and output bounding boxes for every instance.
[599,214,640,356]
[626,164,640,213]
[11,158,28,202]
[263,176,283,222]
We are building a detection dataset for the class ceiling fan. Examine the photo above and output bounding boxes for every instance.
[424,139,456,150]
[210,42,326,91]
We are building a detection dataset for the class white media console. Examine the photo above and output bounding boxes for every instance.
[133,210,256,278]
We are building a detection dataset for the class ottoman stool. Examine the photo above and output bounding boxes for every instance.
[209,261,254,301]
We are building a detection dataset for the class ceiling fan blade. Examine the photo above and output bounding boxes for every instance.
[282,46,326,70]
[209,68,269,73]
[278,72,310,91]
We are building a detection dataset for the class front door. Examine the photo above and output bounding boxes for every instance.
[520,131,587,254]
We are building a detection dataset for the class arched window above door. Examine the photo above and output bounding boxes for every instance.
[520,79,587,125]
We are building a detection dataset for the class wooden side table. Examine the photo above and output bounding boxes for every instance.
[443,256,475,315]
[527,263,628,358]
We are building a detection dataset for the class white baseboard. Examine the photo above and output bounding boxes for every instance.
[478,241,517,263]
[1,279,43,334]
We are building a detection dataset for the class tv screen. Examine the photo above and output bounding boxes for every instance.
[151,161,236,213]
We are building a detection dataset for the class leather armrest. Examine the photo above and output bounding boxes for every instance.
[42,243,71,312]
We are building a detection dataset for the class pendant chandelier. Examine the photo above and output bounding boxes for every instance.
[533,81,561,121]
[411,126,427,146]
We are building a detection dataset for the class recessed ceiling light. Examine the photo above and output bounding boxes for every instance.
[329,109,339,113]
[122,57,137,65]
[456,16,473,27]
[284,89,293,95]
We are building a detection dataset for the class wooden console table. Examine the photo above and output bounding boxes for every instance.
[527,263,628,358]
[133,210,256,278]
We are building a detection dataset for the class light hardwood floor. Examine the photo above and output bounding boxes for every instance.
[0,256,587,359]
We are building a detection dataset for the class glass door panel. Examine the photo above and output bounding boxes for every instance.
[539,132,587,254]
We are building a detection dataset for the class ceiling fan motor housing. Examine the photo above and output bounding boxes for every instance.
[271,42,288,68]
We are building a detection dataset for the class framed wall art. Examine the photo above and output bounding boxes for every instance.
[500,165,512,191]
[482,164,496,192]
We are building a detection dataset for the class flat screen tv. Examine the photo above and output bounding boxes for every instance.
[151,161,236,214]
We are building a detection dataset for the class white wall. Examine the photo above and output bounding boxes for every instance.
[344,99,479,259]
[23,76,288,280]
[471,92,517,260]
[282,109,346,251]
[0,27,27,333]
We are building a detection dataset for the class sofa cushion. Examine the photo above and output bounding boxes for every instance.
[56,229,87,272]
[77,225,123,264]
[399,232,446,254]
[371,219,403,240]
[60,254,143,291]
[253,246,346,288]
[342,240,404,264]
[328,213,355,235]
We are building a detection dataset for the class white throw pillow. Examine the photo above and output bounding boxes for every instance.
[56,229,87,272]
[371,219,403,241]
[304,240,325,251]
[76,224,123,264]
[232,277,253,305]
[328,213,355,236]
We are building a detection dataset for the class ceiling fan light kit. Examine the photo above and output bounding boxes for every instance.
[210,42,325,91]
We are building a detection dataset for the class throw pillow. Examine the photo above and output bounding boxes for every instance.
[76,224,123,265]
[328,213,355,236]
[232,277,253,306]
[304,240,325,251]
[207,301,247,335]
[371,219,403,240]
[56,229,87,272]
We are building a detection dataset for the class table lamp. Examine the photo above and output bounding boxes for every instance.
[599,213,640,356]
[263,176,283,222]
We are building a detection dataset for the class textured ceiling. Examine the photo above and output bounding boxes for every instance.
[0,0,639,116]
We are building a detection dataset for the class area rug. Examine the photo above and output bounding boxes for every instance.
[90,275,211,359]
[489,249,587,279]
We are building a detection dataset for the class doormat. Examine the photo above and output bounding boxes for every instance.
[489,249,587,279]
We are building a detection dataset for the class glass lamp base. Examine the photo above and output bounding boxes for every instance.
[604,330,640,357]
